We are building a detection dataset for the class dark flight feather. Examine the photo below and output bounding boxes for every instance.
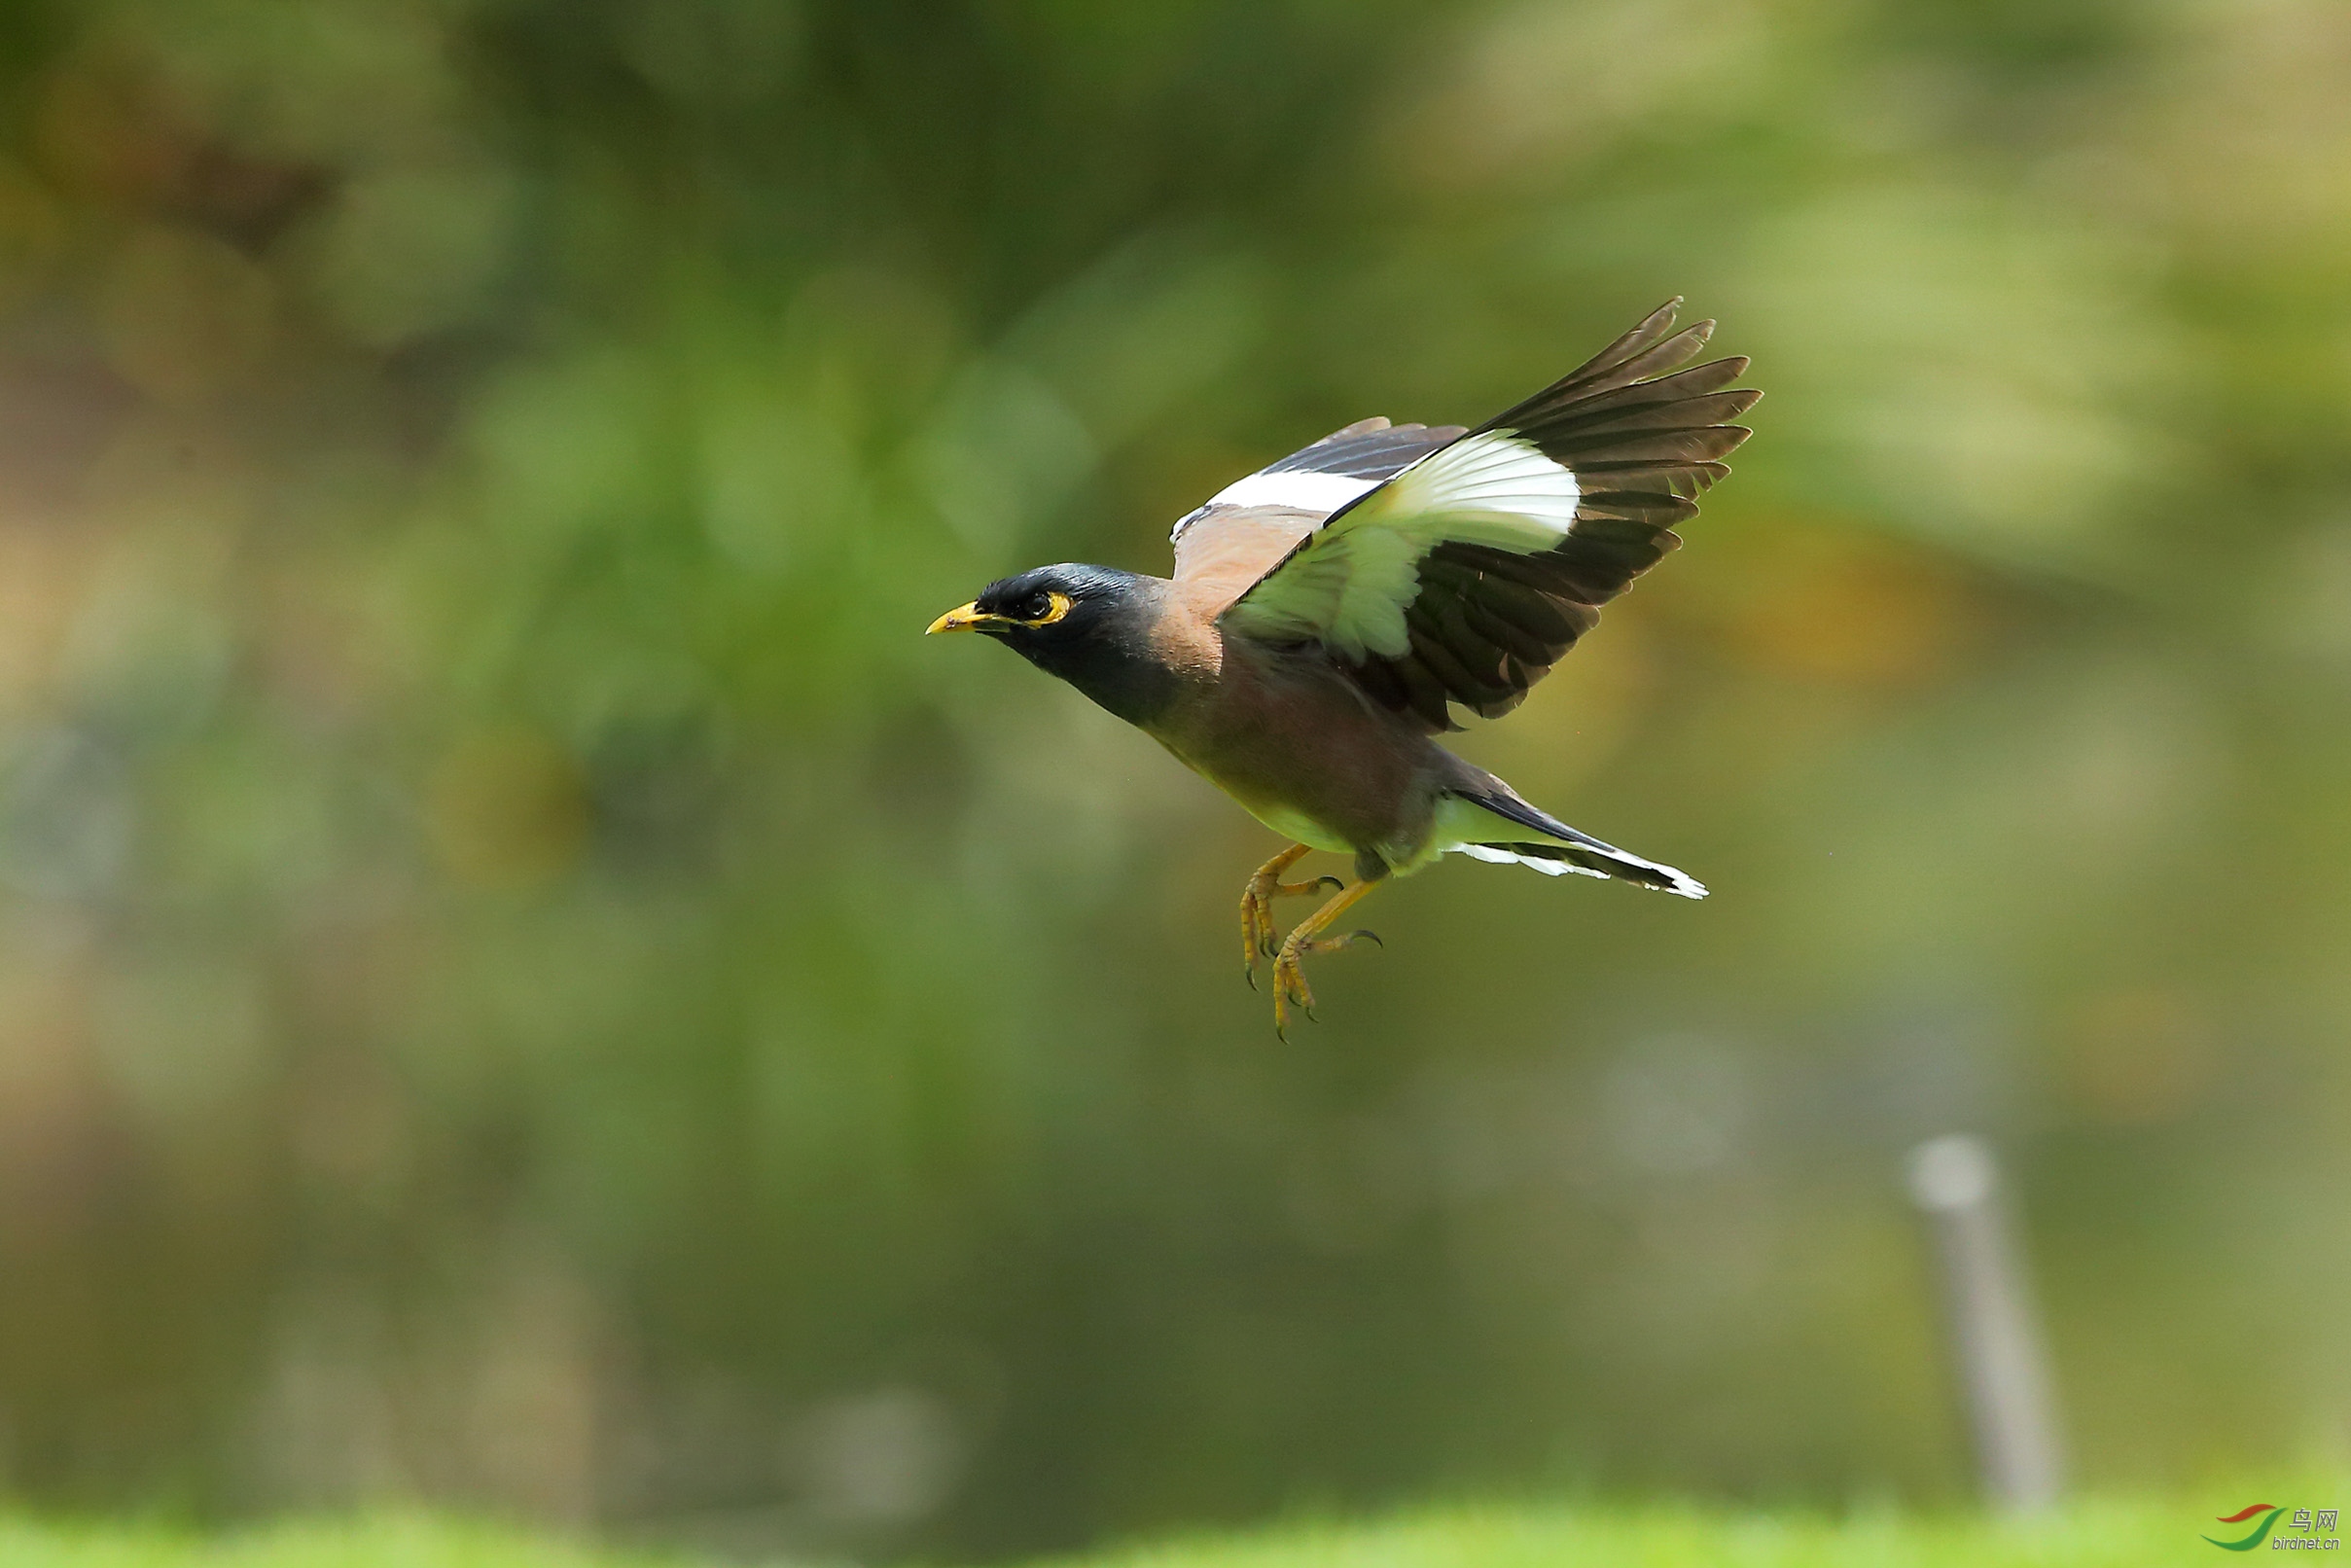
[1264,418,1465,481]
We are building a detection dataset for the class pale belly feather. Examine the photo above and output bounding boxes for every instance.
[1152,736,1353,852]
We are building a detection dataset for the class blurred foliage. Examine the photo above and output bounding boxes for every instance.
[0,0,2348,1559]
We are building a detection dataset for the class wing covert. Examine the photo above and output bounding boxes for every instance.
[1168,417,1463,609]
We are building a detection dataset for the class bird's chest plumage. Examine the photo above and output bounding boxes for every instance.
[1142,640,1438,864]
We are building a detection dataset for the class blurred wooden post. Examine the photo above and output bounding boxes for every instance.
[1906,1133,2066,1514]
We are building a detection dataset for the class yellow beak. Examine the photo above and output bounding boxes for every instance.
[926,601,998,635]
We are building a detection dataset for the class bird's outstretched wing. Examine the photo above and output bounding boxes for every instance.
[1168,418,1464,608]
[1216,301,1757,731]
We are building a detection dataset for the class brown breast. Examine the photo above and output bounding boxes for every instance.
[1143,591,1443,862]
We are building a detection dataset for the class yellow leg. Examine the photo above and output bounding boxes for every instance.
[1270,878,1383,1041]
[1238,843,1341,987]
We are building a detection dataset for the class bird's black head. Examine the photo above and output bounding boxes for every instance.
[927,563,1178,723]
[929,564,1126,646]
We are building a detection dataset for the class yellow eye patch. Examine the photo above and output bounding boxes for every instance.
[1023,591,1074,626]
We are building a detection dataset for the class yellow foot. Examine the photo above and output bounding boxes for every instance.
[1237,844,1339,988]
[1269,926,1382,1043]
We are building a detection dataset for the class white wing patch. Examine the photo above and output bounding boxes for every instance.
[1167,472,1382,547]
[1208,471,1380,513]
[1220,430,1581,660]
[1378,428,1582,535]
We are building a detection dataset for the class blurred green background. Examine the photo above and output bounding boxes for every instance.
[0,0,2345,1558]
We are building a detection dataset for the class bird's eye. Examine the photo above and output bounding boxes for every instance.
[1022,592,1053,620]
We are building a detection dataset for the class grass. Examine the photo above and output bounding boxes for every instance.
[0,1496,2309,1568]
[0,1515,705,1568]
[1069,1498,2254,1567]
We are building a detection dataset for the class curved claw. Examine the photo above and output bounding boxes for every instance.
[1244,966,1258,991]
[1351,929,1383,948]
[1313,875,1344,894]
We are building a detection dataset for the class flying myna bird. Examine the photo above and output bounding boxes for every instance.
[930,300,1756,1036]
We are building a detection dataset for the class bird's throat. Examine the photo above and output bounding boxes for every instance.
[1021,632,1186,728]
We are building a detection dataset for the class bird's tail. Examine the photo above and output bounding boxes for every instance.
[1441,777,1707,899]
